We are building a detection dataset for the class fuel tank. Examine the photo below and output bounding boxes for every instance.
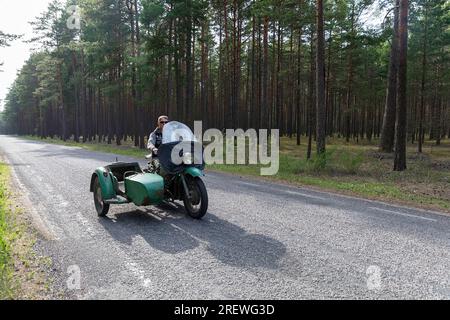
[125,173,164,206]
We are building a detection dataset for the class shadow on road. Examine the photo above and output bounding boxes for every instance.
[98,202,287,270]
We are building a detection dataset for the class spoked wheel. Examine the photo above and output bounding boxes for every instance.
[183,177,208,220]
[93,176,110,217]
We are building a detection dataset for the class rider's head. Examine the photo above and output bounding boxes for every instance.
[158,116,169,131]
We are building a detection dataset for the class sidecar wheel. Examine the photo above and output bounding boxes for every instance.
[183,177,208,220]
[93,176,110,217]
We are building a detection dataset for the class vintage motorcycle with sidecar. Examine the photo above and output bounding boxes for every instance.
[90,122,208,219]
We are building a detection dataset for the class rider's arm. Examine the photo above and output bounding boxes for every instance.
[147,132,157,151]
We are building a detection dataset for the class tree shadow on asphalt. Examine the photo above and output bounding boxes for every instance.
[98,202,287,270]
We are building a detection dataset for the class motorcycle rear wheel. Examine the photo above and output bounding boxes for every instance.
[93,176,110,217]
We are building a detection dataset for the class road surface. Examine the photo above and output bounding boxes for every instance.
[0,135,449,299]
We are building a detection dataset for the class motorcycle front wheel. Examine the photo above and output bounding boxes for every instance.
[183,177,208,220]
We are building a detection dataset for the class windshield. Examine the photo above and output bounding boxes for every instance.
[162,121,197,144]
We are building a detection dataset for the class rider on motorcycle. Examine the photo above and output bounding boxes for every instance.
[147,116,169,174]
[147,115,169,156]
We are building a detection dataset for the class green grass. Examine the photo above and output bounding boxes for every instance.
[0,162,17,299]
[21,135,450,213]
[0,160,53,299]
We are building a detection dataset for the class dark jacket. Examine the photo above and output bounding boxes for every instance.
[147,128,163,151]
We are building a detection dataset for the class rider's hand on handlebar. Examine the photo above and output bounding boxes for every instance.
[153,148,158,156]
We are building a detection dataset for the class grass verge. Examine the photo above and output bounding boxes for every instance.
[0,161,15,298]
[0,160,53,299]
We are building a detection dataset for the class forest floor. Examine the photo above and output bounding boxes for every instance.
[22,135,450,213]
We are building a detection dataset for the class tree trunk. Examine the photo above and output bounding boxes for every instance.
[201,20,209,129]
[418,0,428,153]
[296,26,303,146]
[316,0,326,155]
[276,22,283,133]
[262,16,269,130]
[393,0,408,171]
[345,3,355,143]
[134,0,145,149]
[380,0,400,152]
[307,28,315,160]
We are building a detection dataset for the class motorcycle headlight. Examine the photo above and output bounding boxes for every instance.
[183,152,193,165]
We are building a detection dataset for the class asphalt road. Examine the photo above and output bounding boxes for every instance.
[0,135,449,299]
